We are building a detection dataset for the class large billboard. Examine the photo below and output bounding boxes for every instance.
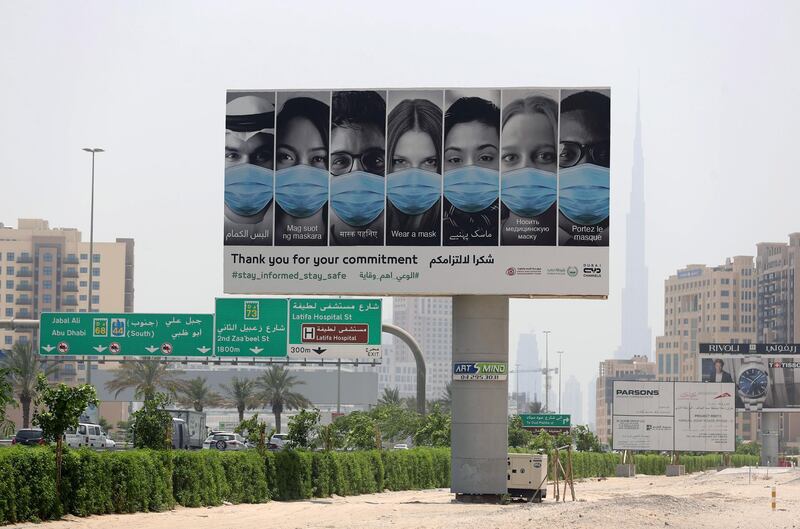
[699,343,800,412]
[612,381,735,452]
[223,88,610,297]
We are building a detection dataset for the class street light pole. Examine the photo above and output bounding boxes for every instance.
[543,330,551,412]
[82,147,104,385]
[557,350,564,414]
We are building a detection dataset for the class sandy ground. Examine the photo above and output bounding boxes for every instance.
[8,468,800,529]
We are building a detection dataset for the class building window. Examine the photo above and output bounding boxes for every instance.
[3,336,11,345]
[92,267,100,277]
[6,253,14,261]
[80,253,88,260]
[43,294,52,304]
[43,253,53,262]
[43,280,52,289]
[43,266,52,276]
[92,254,101,263]
[80,267,88,274]
[4,308,11,317]
[5,280,12,289]
[4,294,11,303]
[79,281,87,287]
[6,267,13,276]
[91,281,100,290]
[79,295,87,301]
[19,335,28,344]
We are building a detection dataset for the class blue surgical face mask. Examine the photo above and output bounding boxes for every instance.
[501,167,557,217]
[558,163,610,225]
[224,163,273,217]
[275,165,329,218]
[443,166,499,213]
[330,170,385,227]
[387,168,441,216]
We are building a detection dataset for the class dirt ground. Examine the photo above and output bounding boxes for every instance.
[8,468,800,529]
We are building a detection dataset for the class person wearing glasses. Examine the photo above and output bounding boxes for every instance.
[224,93,275,246]
[329,91,386,246]
[386,97,442,246]
[500,94,558,245]
[558,90,610,246]
[274,94,330,246]
[443,96,500,246]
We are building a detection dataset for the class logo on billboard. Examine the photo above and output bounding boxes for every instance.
[506,267,516,276]
[714,392,732,399]
[567,266,578,277]
[583,264,602,277]
[616,389,660,396]
[110,318,126,338]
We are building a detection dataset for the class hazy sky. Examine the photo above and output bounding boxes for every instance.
[2,0,799,407]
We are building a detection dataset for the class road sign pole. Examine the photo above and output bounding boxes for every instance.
[336,359,341,414]
[451,295,508,499]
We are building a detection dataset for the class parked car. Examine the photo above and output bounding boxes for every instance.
[12,429,45,446]
[269,433,288,450]
[202,432,248,451]
[65,423,110,448]
[104,437,116,449]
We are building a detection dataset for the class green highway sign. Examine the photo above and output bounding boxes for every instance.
[39,313,213,357]
[214,298,287,357]
[288,298,382,359]
[519,414,571,429]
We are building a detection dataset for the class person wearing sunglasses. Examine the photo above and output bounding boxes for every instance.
[558,90,611,246]
[442,95,500,246]
[329,91,386,246]
[386,97,443,246]
[223,93,275,246]
[500,94,558,246]
[274,94,330,246]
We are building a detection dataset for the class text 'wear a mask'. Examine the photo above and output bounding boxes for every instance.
[444,166,499,213]
[387,168,441,216]
[558,163,609,225]
[330,171,385,227]
[224,163,273,217]
[275,165,329,218]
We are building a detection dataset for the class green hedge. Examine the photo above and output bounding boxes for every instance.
[0,446,449,525]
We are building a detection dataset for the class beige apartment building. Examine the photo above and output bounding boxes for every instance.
[757,234,800,343]
[0,218,134,385]
[595,355,656,445]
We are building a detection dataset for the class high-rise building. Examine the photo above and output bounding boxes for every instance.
[0,218,134,383]
[655,257,757,382]
[377,297,451,401]
[756,234,800,343]
[615,95,652,360]
[562,375,583,425]
[595,355,656,444]
[514,332,542,405]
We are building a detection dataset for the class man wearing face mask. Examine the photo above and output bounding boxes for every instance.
[329,91,387,246]
[223,93,275,246]
[443,95,501,246]
[558,90,610,247]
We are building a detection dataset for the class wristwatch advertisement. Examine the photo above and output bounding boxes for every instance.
[737,356,769,411]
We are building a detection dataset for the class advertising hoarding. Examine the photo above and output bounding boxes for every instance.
[223,88,611,297]
[452,362,507,381]
[699,343,800,412]
[611,381,735,452]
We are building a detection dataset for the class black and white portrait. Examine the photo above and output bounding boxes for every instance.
[386,90,443,246]
[224,91,275,246]
[442,89,501,246]
[329,90,387,246]
[274,91,330,246]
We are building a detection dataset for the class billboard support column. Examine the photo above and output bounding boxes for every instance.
[761,413,781,466]
[451,295,508,498]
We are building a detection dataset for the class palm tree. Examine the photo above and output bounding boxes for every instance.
[221,377,258,422]
[255,365,311,433]
[439,383,452,410]
[0,342,56,428]
[528,400,544,413]
[104,359,183,401]
[377,387,402,407]
[177,376,223,412]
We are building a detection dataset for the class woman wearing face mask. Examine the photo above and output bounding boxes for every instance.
[500,95,558,245]
[274,95,330,246]
[557,90,611,247]
[329,91,387,246]
[386,98,443,246]
[223,93,275,246]
[442,95,501,246]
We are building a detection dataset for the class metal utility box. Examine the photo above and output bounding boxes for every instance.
[507,453,548,502]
